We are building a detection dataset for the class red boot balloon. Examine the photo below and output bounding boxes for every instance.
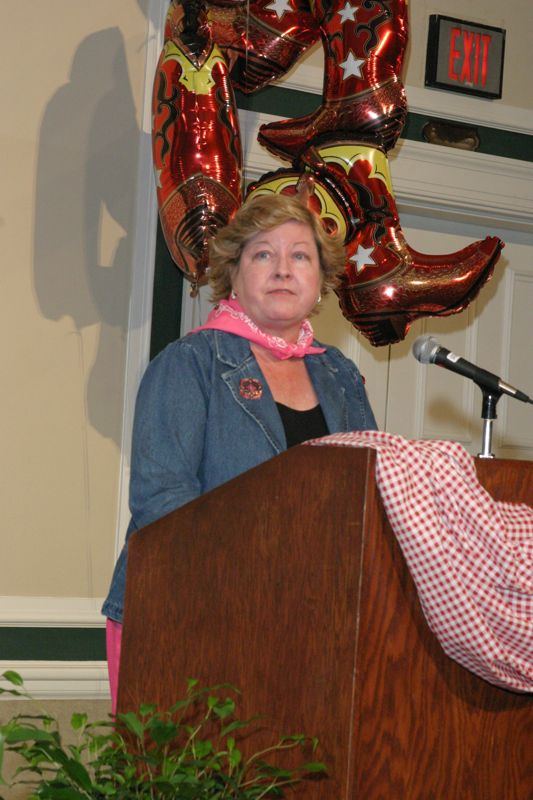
[152,0,242,292]
[321,144,504,345]
[209,0,320,93]
[258,0,408,161]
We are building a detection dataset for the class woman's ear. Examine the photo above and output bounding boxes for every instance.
[228,262,239,290]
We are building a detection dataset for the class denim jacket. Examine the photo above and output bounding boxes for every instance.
[102,330,377,621]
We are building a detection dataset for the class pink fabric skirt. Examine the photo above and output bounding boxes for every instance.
[105,618,123,714]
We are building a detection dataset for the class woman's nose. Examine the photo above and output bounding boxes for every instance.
[275,254,291,277]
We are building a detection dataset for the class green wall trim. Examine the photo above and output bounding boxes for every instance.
[403,112,533,162]
[150,219,184,361]
[0,628,106,662]
[235,88,533,162]
[235,86,320,118]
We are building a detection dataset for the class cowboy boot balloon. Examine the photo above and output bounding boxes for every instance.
[258,0,408,161]
[152,0,242,292]
[208,0,320,93]
[305,143,504,346]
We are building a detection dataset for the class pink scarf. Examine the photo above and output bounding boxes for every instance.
[190,298,326,360]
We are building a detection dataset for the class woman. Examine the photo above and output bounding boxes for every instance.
[102,193,377,708]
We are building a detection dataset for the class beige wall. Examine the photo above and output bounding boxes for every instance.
[1,2,149,597]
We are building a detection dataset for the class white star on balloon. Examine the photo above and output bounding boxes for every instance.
[339,50,365,80]
[352,245,376,273]
[266,0,292,19]
[338,1,357,24]
[155,168,162,189]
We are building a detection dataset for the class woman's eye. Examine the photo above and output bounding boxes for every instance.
[293,251,310,261]
[254,250,271,261]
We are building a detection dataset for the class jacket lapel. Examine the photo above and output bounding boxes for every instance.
[215,332,287,453]
[306,352,348,434]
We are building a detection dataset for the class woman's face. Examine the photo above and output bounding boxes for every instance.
[231,220,322,341]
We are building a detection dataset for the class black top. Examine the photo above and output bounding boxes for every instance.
[276,402,329,448]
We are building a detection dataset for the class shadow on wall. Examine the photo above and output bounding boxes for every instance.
[33,25,147,446]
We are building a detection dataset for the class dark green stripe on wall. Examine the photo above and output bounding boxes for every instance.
[403,112,533,161]
[150,218,184,360]
[235,86,321,118]
[0,628,106,661]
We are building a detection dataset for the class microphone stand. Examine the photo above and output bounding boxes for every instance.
[477,389,501,459]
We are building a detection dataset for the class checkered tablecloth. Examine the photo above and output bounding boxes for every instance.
[308,430,533,693]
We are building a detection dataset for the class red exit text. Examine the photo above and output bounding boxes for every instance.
[448,27,492,88]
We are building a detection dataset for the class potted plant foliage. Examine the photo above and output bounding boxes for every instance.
[0,671,326,799]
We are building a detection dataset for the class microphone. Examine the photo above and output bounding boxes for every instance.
[412,335,533,404]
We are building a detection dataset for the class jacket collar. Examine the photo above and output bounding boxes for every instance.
[213,329,256,368]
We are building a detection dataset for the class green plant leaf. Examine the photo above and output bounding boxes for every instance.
[39,787,89,800]
[148,718,179,746]
[61,758,93,791]
[0,733,7,786]
[220,718,252,737]
[1,671,24,687]
[70,713,87,731]
[4,727,57,745]
[300,760,328,773]
[168,697,195,714]
[139,703,157,717]
[213,697,236,719]
[116,712,144,740]
[12,713,55,725]
[228,747,242,768]
[0,688,27,699]
[191,738,213,759]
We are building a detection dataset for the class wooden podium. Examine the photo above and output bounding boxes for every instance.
[119,446,533,799]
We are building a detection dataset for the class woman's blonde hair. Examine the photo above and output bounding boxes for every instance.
[208,193,346,304]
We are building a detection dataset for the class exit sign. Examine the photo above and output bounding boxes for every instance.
[425,15,505,99]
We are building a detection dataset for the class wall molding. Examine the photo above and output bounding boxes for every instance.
[0,662,109,700]
[114,0,168,560]
[389,139,533,230]
[0,597,105,627]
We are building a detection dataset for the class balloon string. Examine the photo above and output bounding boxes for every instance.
[244,0,250,90]
[242,0,250,189]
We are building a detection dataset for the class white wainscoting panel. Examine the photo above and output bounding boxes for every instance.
[497,271,533,453]
[0,662,109,700]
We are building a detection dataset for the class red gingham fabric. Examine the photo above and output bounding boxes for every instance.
[308,430,533,693]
